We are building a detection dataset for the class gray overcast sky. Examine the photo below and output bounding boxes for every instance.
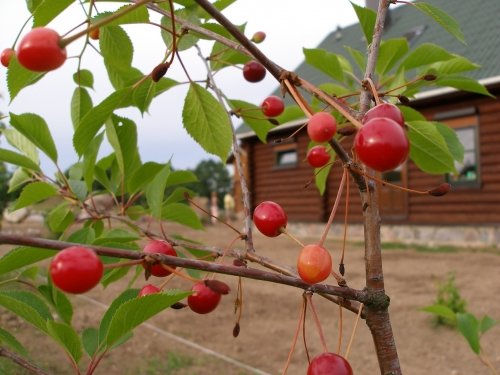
[0,1,364,176]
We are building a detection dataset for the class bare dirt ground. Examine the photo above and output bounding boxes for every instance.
[1,221,500,375]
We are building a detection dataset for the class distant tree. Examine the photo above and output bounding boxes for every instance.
[189,159,232,207]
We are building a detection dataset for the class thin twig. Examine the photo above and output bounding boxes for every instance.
[0,346,50,375]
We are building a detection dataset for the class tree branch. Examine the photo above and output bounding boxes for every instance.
[0,346,50,375]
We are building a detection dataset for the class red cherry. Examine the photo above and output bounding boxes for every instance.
[17,28,67,72]
[354,117,409,172]
[261,95,285,117]
[253,201,287,237]
[307,145,331,168]
[50,246,103,294]
[138,284,161,297]
[89,28,100,40]
[307,352,353,375]
[297,244,332,284]
[142,240,177,277]
[243,61,266,82]
[363,102,404,127]
[1,48,14,67]
[251,31,266,43]
[187,281,222,314]
[307,112,337,142]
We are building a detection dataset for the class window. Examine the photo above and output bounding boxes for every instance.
[274,141,298,168]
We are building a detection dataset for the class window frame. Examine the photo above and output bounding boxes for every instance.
[273,140,298,169]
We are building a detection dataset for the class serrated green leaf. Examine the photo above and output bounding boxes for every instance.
[161,202,203,229]
[8,168,32,193]
[45,280,73,325]
[182,83,232,161]
[32,0,72,26]
[66,227,95,245]
[68,179,88,202]
[434,122,464,163]
[47,202,74,233]
[93,229,140,245]
[133,77,156,114]
[167,170,198,186]
[9,112,58,163]
[165,187,196,205]
[83,132,104,191]
[456,313,480,354]
[0,328,28,356]
[414,2,465,44]
[161,9,200,51]
[82,327,99,356]
[407,121,456,174]
[73,69,94,89]
[73,88,133,156]
[434,75,493,97]
[344,46,366,73]
[479,315,497,334]
[6,54,45,102]
[421,304,457,323]
[13,181,58,211]
[71,87,93,130]
[303,48,344,82]
[228,99,273,143]
[351,2,376,45]
[3,128,39,163]
[100,26,133,70]
[146,164,171,219]
[0,246,54,276]
[209,40,251,71]
[0,148,40,171]
[106,4,150,26]
[400,43,454,71]
[101,266,131,288]
[428,56,480,76]
[128,162,163,194]
[399,106,426,122]
[376,38,409,75]
[105,291,190,348]
[98,289,139,345]
[46,321,83,364]
[110,115,140,180]
[0,291,53,333]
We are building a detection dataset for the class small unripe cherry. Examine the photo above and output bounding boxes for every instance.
[261,95,285,117]
[253,201,287,237]
[363,102,404,127]
[1,48,14,67]
[307,112,337,142]
[89,28,100,40]
[142,240,177,277]
[243,60,266,83]
[17,27,67,72]
[307,352,353,375]
[297,244,332,284]
[138,284,161,297]
[307,146,330,168]
[251,31,266,43]
[187,281,222,314]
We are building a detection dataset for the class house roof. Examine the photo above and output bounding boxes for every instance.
[236,0,500,138]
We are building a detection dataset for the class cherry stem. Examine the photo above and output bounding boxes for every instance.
[157,262,200,283]
[60,0,153,48]
[282,78,313,117]
[319,168,347,247]
[364,77,382,105]
[478,353,500,375]
[280,228,305,247]
[337,303,344,354]
[103,259,143,270]
[281,296,306,375]
[344,303,364,360]
[306,293,328,353]
[340,172,350,273]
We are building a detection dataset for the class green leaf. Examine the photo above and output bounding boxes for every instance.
[165,187,196,205]
[228,99,273,143]
[68,179,88,202]
[456,313,480,354]
[0,148,40,171]
[82,327,99,356]
[351,1,376,45]
[71,87,93,130]
[0,246,54,276]
[100,26,133,71]
[133,77,156,114]
[344,46,366,73]
[413,2,465,44]
[42,280,73,325]
[47,202,75,233]
[146,164,171,219]
[106,4,150,26]
[9,112,58,163]
[210,40,252,71]
[303,48,344,82]
[73,88,133,156]
[429,56,480,76]
[161,203,203,229]
[6,56,45,102]
[46,321,83,364]
[480,315,497,334]
[399,106,426,122]
[0,290,53,333]
[73,69,94,89]
[107,115,140,180]
[400,43,454,71]
[182,83,232,161]
[105,291,190,348]
[128,162,163,194]
[12,181,58,211]
[167,170,198,186]
[66,227,95,245]
[407,121,456,174]
[83,132,104,191]
[0,328,28,356]
[93,229,140,245]
[434,122,464,163]
[434,75,493,97]
[421,304,457,323]
[3,128,39,163]
[376,38,409,75]
[98,289,139,345]
[32,0,72,26]
[161,9,200,51]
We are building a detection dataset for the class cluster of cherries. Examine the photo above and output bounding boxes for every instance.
[49,240,227,315]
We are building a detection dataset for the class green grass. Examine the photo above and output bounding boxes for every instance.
[131,351,195,375]
[380,241,500,254]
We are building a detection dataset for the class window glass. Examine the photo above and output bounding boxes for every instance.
[276,149,297,166]
[450,126,478,184]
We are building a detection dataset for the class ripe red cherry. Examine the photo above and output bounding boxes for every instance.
[253,201,287,237]
[17,28,67,72]
[138,284,161,297]
[307,112,337,142]
[142,240,177,277]
[363,102,404,127]
[297,244,332,284]
[261,95,285,117]
[307,352,353,375]
[187,281,222,314]
[243,60,266,82]
[307,145,330,168]
[1,48,14,67]
[50,246,103,294]
[354,117,409,172]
